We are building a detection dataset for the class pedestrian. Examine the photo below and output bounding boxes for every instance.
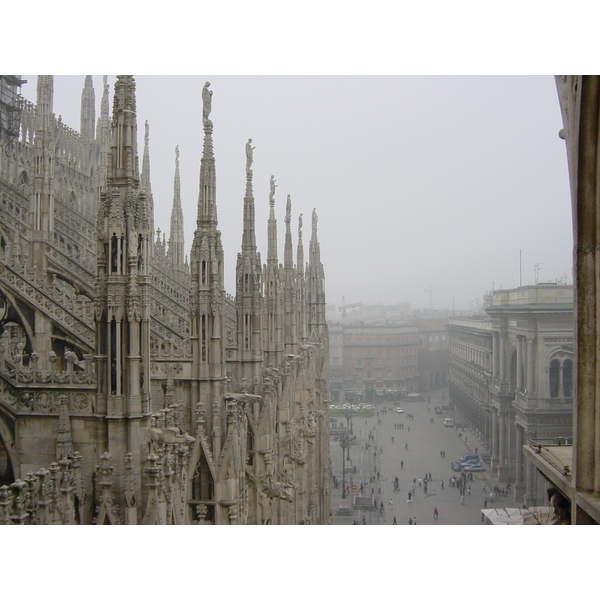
[377,471,380,480]
[413,517,417,525]
[408,517,413,525]
[393,516,397,525]
[407,491,412,503]
[391,436,394,443]
[405,443,408,450]
[482,484,486,493]
[475,447,478,454]
[362,516,366,525]
[400,460,404,469]
[441,479,444,489]
[484,499,487,509]
[468,486,471,495]
[433,507,439,519]
[389,499,393,510]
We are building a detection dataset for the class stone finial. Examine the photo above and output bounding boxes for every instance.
[245,139,255,175]
[202,82,212,122]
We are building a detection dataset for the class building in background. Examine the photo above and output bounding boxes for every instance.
[448,283,573,507]
[415,318,449,392]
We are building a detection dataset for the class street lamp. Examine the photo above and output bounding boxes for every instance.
[340,433,350,499]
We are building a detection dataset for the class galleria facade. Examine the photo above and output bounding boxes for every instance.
[0,75,330,524]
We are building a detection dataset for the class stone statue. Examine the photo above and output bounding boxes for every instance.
[269,175,277,201]
[312,208,318,234]
[202,82,212,122]
[246,139,255,174]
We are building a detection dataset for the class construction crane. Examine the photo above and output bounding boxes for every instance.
[338,296,363,320]
[424,287,454,310]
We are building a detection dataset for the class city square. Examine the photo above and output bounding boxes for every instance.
[330,388,515,525]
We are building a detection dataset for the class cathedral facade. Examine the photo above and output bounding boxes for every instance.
[0,75,330,524]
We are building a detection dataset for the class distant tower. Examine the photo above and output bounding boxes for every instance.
[140,121,155,253]
[235,139,263,393]
[296,212,308,346]
[189,82,227,457]
[168,145,185,270]
[282,195,298,355]
[80,75,95,142]
[31,75,55,266]
[262,176,283,368]
[94,75,152,511]
[307,208,326,342]
[95,76,111,196]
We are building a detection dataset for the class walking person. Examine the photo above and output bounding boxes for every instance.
[400,460,404,469]
[433,507,439,520]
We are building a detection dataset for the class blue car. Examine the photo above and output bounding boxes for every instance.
[463,463,485,472]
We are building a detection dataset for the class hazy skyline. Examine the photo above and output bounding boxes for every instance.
[20,75,573,311]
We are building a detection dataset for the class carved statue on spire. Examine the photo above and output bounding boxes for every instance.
[299,213,303,237]
[202,82,212,122]
[269,175,277,202]
[175,145,179,164]
[312,209,318,235]
[246,139,255,175]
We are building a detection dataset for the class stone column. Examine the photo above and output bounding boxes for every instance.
[526,337,535,393]
[499,334,505,382]
[491,407,499,471]
[514,424,525,504]
[516,336,523,390]
[498,410,507,482]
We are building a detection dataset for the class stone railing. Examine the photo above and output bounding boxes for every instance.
[46,242,95,292]
[0,258,94,348]
[0,343,96,387]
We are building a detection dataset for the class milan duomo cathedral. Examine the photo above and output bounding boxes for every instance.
[0,75,330,524]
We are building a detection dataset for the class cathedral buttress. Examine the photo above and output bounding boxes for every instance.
[80,75,96,142]
[283,195,298,355]
[140,121,155,253]
[95,76,152,510]
[235,139,263,395]
[307,209,326,342]
[189,82,227,461]
[262,176,283,368]
[168,146,185,270]
[31,75,54,270]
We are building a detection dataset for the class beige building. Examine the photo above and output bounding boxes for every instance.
[0,76,330,525]
[448,283,573,507]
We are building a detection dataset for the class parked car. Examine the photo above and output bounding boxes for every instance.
[463,463,486,472]
[451,461,462,472]
[460,454,480,464]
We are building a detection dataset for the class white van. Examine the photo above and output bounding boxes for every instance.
[443,418,454,427]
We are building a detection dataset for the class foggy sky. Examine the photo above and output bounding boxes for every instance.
[20,75,573,311]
